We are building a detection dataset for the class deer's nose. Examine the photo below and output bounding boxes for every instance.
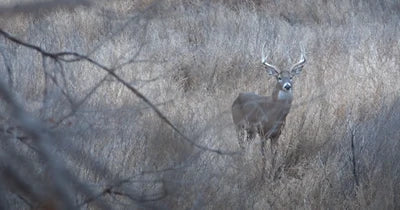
[283,83,291,90]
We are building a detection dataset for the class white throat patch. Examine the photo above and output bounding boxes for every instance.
[278,90,292,100]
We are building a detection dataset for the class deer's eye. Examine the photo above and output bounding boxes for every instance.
[278,77,282,81]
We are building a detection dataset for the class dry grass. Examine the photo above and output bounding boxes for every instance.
[0,0,399,209]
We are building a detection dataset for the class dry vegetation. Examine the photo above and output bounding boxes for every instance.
[0,0,399,209]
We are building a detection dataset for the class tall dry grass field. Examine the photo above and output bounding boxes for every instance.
[0,0,399,209]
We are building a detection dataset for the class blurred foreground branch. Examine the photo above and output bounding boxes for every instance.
[0,29,237,155]
[0,0,91,17]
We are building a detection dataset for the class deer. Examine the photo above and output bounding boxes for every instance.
[231,44,306,178]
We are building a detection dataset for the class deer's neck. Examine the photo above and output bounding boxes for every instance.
[272,87,293,104]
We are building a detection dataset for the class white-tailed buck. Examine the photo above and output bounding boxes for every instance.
[232,44,306,178]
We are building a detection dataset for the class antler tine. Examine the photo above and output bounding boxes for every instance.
[261,42,279,70]
[261,42,268,64]
[290,51,306,70]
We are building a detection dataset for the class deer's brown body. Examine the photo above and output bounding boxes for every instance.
[232,44,306,178]
[232,86,293,142]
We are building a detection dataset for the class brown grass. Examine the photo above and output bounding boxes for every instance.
[0,0,399,209]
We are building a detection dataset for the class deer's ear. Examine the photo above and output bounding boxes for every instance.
[290,64,305,75]
[265,66,279,76]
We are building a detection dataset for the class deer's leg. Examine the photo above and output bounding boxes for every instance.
[237,127,246,150]
[260,138,267,179]
[246,128,255,141]
[270,137,279,177]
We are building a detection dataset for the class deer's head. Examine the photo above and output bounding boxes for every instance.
[261,45,306,93]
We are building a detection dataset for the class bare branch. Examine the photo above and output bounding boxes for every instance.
[350,128,360,187]
[78,178,167,207]
[0,0,91,17]
[0,28,237,155]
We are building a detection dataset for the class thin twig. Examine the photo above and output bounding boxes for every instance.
[350,128,359,187]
